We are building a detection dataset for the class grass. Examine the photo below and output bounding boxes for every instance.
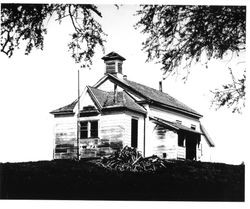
[0,159,244,201]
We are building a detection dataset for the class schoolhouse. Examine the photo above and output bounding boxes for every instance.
[50,52,215,161]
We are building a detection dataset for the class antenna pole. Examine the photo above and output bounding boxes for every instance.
[77,68,80,160]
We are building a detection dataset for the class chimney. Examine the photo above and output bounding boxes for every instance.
[159,81,162,92]
[102,51,126,79]
[123,75,127,80]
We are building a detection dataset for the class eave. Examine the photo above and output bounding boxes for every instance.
[102,106,146,115]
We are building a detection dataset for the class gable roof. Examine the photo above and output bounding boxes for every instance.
[50,86,147,115]
[96,74,202,118]
[51,73,202,118]
[88,86,146,114]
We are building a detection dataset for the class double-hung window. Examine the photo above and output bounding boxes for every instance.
[80,120,98,139]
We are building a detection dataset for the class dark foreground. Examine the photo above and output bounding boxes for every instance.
[0,159,244,201]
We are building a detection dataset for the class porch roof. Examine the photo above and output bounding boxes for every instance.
[150,116,215,147]
[149,116,202,134]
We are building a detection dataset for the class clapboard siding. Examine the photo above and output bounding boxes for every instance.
[151,123,186,160]
[122,111,145,154]
[52,103,210,161]
[150,105,200,131]
[149,121,179,159]
[198,135,212,162]
[149,106,214,161]
[54,116,77,159]
[177,146,186,159]
[79,138,114,158]
[100,113,127,147]
[53,111,145,159]
[74,113,127,158]
[100,112,144,151]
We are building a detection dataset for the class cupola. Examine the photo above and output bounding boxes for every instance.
[102,52,126,79]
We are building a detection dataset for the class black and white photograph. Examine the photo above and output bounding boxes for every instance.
[0,0,247,207]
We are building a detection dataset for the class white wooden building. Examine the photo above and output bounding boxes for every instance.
[50,52,215,161]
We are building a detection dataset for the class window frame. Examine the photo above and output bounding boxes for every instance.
[131,117,138,148]
[80,120,99,139]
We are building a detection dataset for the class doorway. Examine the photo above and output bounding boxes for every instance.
[185,133,199,160]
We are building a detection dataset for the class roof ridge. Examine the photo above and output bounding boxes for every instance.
[107,73,202,117]
[123,76,192,104]
[126,79,181,101]
[108,73,176,99]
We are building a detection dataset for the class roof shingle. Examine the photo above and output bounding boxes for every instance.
[107,74,202,117]
[88,86,146,114]
[50,100,77,114]
[50,87,146,115]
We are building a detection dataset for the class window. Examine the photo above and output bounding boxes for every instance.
[80,121,88,139]
[55,148,67,153]
[191,124,196,130]
[131,118,138,148]
[106,61,116,73]
[118,62,122,73]
[90,120,98,138]
[80,120,98,139]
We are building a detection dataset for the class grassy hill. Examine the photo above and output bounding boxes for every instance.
[0,159,244,201]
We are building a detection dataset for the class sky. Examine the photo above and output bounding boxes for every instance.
[0,4,248,165]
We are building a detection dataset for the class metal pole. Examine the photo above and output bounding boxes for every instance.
[77,69,80,160]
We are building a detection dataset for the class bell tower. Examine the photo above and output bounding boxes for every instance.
[102,51,126,79]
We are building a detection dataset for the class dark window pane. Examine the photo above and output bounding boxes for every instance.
[90,121,98,138]
[55,148,67,153]
[118,63,122,73]
[131,118,138,148]
[80,121,88,139]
